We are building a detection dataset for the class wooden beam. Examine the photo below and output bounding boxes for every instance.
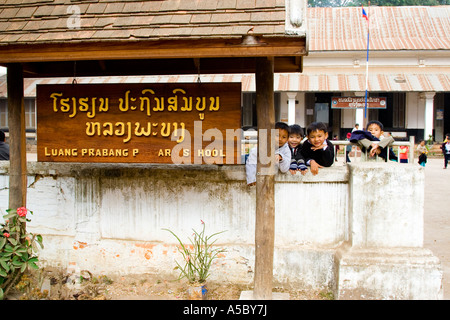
[16,57,301,78]
[254,57,275,300]
[7,63,27,210]
[0,37,306,64]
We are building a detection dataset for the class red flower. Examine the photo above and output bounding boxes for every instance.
[16,207,28,217]
[3,232,9,238]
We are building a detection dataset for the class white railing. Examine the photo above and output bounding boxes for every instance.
[241,134,416,165]
[333,136,415,164]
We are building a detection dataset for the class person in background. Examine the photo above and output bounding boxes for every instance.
[399,144,409,163]
[0,130,9,160]
[345,132,352,163]
[416,139,428,167]
[441,134,450,169]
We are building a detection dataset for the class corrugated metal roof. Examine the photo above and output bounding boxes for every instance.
[276,73,450,92]
[1,73,449,97]
[308,6,450,51]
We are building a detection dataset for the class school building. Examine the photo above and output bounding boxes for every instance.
[1,6,450,143]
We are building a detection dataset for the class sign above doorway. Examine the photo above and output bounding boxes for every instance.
[331,96,387,109]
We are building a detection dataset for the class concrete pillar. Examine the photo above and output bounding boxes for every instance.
[348,163,424,247]
[420,92,435,141]
[286,92,297,125]
[337,162,443,300]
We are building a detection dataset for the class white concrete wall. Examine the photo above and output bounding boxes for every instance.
[0,161,442,299]
[349,162,424,247]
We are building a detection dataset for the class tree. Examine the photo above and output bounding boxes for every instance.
[308,0,449,6]
[308,0,358,7]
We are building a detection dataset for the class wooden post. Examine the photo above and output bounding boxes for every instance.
[7,63,27,210]
[253,57,275,299]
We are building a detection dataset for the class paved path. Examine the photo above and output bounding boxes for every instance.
[423,158,450,300]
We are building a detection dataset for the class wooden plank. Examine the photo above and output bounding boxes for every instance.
[253,57,275,300]
[0,37,307,63]
[36,83,242,164]
[7,63,27,210]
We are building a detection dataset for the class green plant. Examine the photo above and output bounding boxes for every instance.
[426,134,434,146]
[0,207,44,299]
[163,221,226,284]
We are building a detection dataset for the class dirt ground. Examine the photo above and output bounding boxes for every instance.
[5,267,331,300]
[422,158,450,300]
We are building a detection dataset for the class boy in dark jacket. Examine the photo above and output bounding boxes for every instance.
[301,122,334,175]
[288,124,308,175]
[350,120,397,162]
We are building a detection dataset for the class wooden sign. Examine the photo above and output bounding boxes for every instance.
[331,96,387,109]
[37,83,242,164]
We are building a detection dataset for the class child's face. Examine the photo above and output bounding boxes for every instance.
[367,123,383,139]
[308,130,328,148]
[288,133,303,148]
[420,140,425,146]
[276,129,289,147]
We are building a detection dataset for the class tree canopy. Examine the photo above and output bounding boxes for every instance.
[308,0,449,7]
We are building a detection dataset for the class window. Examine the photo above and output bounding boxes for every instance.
[0,98,36,131]
[0,99,7,129]
[24,98,36,130]
[392,92,405,128]
[241,92,281,129]
[371,92,405,129]
[242,93,256,128]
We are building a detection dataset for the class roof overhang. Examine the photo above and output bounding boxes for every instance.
[0,0,308,78]
[2,72,448,98]
[0,36,306,77]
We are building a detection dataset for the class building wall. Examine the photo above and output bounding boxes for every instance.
[281,89,433,141]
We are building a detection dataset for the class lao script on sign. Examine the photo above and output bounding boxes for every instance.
[37,83,242,164]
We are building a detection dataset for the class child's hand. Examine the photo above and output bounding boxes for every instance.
[369,143,381,157]
[310,160,322,175]
[300,168,308,176]
[275,154,282,162]
[310,143,327,151]
[289,169,297,175]
[248,182,256,187]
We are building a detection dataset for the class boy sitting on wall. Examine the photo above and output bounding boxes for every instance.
[350,120,398,162]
